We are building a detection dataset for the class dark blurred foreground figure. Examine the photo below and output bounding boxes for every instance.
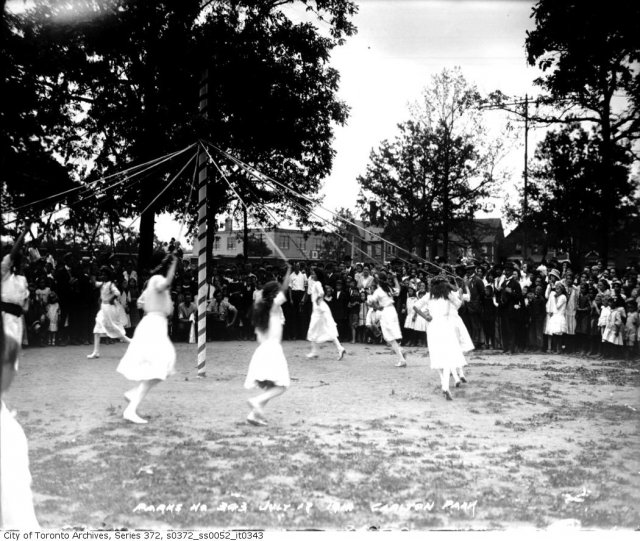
[1,236,40,528]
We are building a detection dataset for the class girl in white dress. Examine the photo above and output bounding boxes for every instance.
[117,254,177,424]
[245,264,292,426]
[87,266,131,358]
[451,279,474,385]
[368,272,407,367]
[546,283,568,354]
[414,277,467,401]
[306,268,346,360]
[1,235,40,528]
[403,286,417,346]
[412,283,428,345]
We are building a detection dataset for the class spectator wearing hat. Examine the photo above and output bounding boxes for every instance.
[332,279,350,340]
[288,262,308,339]
[561,272,580,353]
[546,282,568,354]
[206,290,238,340]
[500,267,524,354]
[466,266,485,348]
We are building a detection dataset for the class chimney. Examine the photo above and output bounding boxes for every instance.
[369,201,377,223]
[225,218,233,232]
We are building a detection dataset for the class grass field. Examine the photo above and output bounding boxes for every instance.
[6,340,640,530]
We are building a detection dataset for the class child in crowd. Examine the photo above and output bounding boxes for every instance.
[481,285,496,349]
[624,299,639,360]
[589,292,603,356]
[403,286,418,346]
[575,284,591,355]
[602,296,625,359]
[35,278,51,305]
[46,291,61,346]
[524,288,535,350]
[546,283,567,354]
[357,290,369,343]
[413,282,428,346]
[530,285,547,351]
[347,279,361,344]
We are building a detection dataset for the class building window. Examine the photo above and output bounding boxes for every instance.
[227,237,235,250]
[314,238,323,250]
[515,243,522,255]
[213,237,220,250]
[298,237,306,251]
[279,235,290,250]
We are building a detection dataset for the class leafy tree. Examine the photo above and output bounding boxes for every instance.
[507,125,637,264]
[5,0,357,269]
[357,68,505,260]
[318,207,359,262]
[0,8,78,237]
[524,0,640,259]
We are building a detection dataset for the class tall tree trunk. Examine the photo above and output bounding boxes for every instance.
[138,208,155,271]
[599,106,612,264]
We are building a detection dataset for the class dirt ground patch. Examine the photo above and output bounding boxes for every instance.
[7,341,640,530]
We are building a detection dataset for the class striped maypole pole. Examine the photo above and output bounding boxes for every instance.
[196,69,209,378]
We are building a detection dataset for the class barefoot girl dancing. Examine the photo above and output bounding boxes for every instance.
[245,264,292,426]
[117,254,177,424]
[87,266,131,358]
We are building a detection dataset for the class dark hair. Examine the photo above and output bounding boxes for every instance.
[251,281,280,332]
[376,272,392,296]
[314,268,326,287]
[430,278,452,300]
[99,266,113,281]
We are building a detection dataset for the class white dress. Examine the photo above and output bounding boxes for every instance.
[117,275,176,381]
[1,259,29,353]
[404,297,417,330]
[93,282,127,338]
[425,292,468,370]
[368,287,402,342]
[413,293,428,333]
[1,403,39,529]
[244,291,290,389]
[452,290,474,353]
[307,281,339,342]
[546,293,567,335]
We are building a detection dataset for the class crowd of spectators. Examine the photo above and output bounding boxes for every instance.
[6,244,640,360]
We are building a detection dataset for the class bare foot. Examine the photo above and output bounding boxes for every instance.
[247,398,266,420]
[246,411,267,427]
[123,408,148,424]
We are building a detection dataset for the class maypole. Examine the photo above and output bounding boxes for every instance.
[196,69,209,378]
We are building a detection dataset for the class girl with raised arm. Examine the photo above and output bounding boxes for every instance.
[87,266,131,358]
[245,264,292,426]
[368,271,407,367]
[306,268,346,360]
[117,254,178,424]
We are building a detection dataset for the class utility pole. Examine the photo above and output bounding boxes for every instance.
[480,95,535,262]
[523,94,529,261]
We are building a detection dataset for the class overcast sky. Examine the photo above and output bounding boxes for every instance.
[318,0,543,219]
[7,0,546,242]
